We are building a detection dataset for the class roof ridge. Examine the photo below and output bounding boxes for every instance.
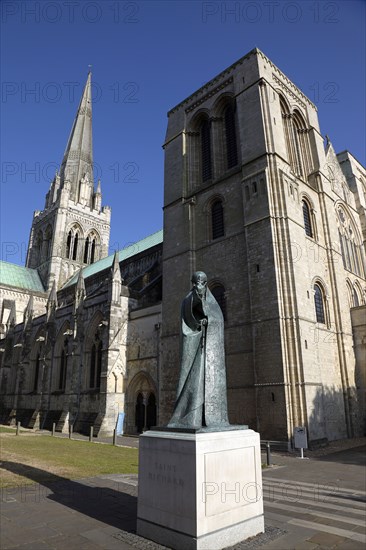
[0,259,39,270]
[0,260,45,292]
[120,228,163,247]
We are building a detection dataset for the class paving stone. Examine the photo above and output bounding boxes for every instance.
[51,533,103,549]
[352,524,366,534]
[82,526,129,549]
[1,443,365,550]
[3,524,59,546]
[0,535,16,549]
[7,541,55,550]
[334,541,366,549]
[307,532,346,546]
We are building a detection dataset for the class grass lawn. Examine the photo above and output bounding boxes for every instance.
[0,426,19,434]
[0,432,138,488]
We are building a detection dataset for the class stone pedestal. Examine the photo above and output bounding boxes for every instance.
[137,429,264,550]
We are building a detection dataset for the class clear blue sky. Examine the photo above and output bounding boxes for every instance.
[1,0,365,265]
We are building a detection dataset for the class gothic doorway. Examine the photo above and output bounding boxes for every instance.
[126,371,157,435]
[134,391,157,434]
[135,393,145,434]
[147,393,157,429]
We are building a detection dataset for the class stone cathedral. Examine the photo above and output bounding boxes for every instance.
[0,48,365,447]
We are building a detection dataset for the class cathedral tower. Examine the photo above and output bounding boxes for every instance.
[26,72,111,291]
[161,48,366,445]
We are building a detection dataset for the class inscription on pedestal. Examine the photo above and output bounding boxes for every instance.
[147,462,185,487]
[139,449,194,519]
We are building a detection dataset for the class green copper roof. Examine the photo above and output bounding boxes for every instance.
[63,229,163,288]
[0,261,45,292]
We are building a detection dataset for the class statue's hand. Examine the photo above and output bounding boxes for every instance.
[201,318,208,327]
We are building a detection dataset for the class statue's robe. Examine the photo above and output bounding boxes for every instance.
[168,287,229,429]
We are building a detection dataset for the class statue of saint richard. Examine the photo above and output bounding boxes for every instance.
[168,271,229,429]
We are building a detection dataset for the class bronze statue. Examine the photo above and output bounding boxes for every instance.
[168,271,229,429]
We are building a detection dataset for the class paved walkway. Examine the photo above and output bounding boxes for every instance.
[260,443,366,549]
[1,438,365,549]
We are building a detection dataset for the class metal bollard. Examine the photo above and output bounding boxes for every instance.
[16,421,21,436]
[89,425,94,442]
[266,441,272,466]
[52,423,56,436]
[113,428,117,446]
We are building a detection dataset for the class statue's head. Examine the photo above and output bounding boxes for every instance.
[191,271,207,297]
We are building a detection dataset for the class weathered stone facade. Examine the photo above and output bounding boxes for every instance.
[0,49,365,445]
[0,73,162,436]
[0,238,163,436]
[160,48,366,446]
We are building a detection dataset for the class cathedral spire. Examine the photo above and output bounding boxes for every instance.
[59,72,93,201]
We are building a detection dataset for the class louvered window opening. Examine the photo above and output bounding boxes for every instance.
[225,106,238,169]
[212,201,224,239]
[201,120,212,182]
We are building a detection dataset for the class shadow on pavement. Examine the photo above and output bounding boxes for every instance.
[1,461,137,532]
[314,444,366,467]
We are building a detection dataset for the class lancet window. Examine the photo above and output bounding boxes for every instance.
[337,206,365,278]
[66,225,82,261]
[211,200,225,240]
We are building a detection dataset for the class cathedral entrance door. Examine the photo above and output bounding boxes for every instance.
[135,392,145,434]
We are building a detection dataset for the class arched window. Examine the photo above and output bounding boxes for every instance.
[346,280,353,308]
[314,284,326,324]
[84,237,89,264]
[337,206,365,277]
[211,283,227,320]
[353,287,360,307]
[90,344,96,387]
[36,230,43,263]
[280,96,293,169]
[83,232,99,264]
[292,112,305,178]
[224,104,238,169]
[90,238,96,263]
[302,200,313,237]
[66,225,82,261]
[66,231,72,259]
[58,345,68,390]
[211,200,224,240]
[89,334,102,389]
[96,339,102,384]
[33,353,41,392]
[201,118,212,182]
[72,232,79,261]
[280,97,312,179]
[44,226,52,260]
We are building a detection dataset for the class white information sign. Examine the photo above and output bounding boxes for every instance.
[294,426,308,450]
